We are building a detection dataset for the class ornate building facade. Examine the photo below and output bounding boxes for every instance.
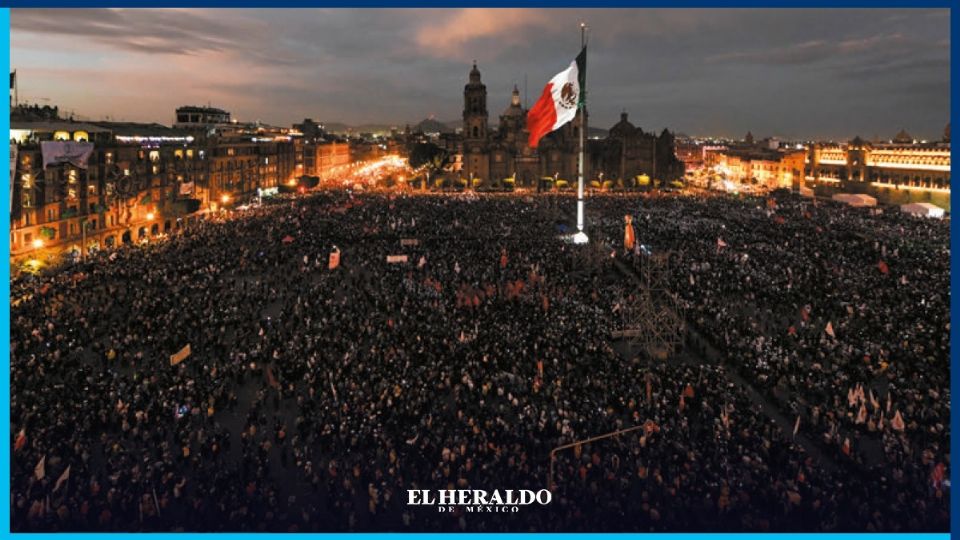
[459,63,683,186]
[10,106,301,266]
[806,134,951,190]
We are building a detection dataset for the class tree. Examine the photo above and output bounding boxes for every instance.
[408,143,450,176]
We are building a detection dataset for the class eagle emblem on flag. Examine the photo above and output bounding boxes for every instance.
[559,82,578,109]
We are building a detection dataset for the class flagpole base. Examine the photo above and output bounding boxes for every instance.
[572,231,590,244]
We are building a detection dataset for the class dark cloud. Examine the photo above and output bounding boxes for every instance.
[10,8,950,140]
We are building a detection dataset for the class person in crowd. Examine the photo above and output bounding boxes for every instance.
[10,188,949,532]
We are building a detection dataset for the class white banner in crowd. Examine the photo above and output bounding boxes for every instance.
[400,238,419,247]
[40,141,95,170]
[386,255,408,264]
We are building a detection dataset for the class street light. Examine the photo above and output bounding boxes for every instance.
[221,194,231,204]
[146,212,155,221]
[32,238,44,249]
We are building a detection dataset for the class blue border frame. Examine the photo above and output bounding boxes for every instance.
[0,2,955,539]
[0,1,954,6]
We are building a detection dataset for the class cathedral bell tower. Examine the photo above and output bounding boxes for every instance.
[463,62,488,141]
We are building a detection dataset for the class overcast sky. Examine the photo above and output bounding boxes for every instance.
[11,8,950,140]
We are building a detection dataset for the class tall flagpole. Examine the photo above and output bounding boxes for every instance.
[574,23,588,244]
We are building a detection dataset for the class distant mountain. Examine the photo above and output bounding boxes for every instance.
[414,117,454,134]
[323,122,396,135]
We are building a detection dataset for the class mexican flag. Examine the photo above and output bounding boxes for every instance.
[527,47,586,148]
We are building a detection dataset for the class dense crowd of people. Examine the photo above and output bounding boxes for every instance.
[10,188,949,531]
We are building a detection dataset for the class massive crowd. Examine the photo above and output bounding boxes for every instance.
[10,188,950,531]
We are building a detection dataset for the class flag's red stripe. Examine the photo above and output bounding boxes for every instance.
[526,82,557,148]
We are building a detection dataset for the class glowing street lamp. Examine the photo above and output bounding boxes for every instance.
[146,212,155,221]
[32,238,44,249]
[221,194,231,204]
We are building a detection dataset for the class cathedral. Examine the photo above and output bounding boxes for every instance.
[460,63,684,186]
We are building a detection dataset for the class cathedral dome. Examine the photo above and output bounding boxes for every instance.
[502,85,523,118]
[609,111,636,138]
[893,128,913,144]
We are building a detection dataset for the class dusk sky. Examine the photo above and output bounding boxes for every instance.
[11,8,950,141]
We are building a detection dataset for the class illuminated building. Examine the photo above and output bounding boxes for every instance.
[806,131,950,191]
[10,106,299,266]
[704,146,806,191]
[298,140,351,180]
[10,120,203,261]
[174,105,232,129]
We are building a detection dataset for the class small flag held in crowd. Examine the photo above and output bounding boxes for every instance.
[328,247,341,270]
[170,344,192,366]
[891,410,906,431]
[793,415,801,437]
[34,455,45,480]
[931,463,946,490]
[14,428,27,451]
[877,260,889,275]
[855,404,867,424]
[53,465,71,492]
[266,365,280,390]
[716,238,728,252]
[624,215,636,251]
[824,321,835,338]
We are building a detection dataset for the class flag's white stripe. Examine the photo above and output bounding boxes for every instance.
[548,60,580,130]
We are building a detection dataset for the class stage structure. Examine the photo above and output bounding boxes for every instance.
[612,250,686,359]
